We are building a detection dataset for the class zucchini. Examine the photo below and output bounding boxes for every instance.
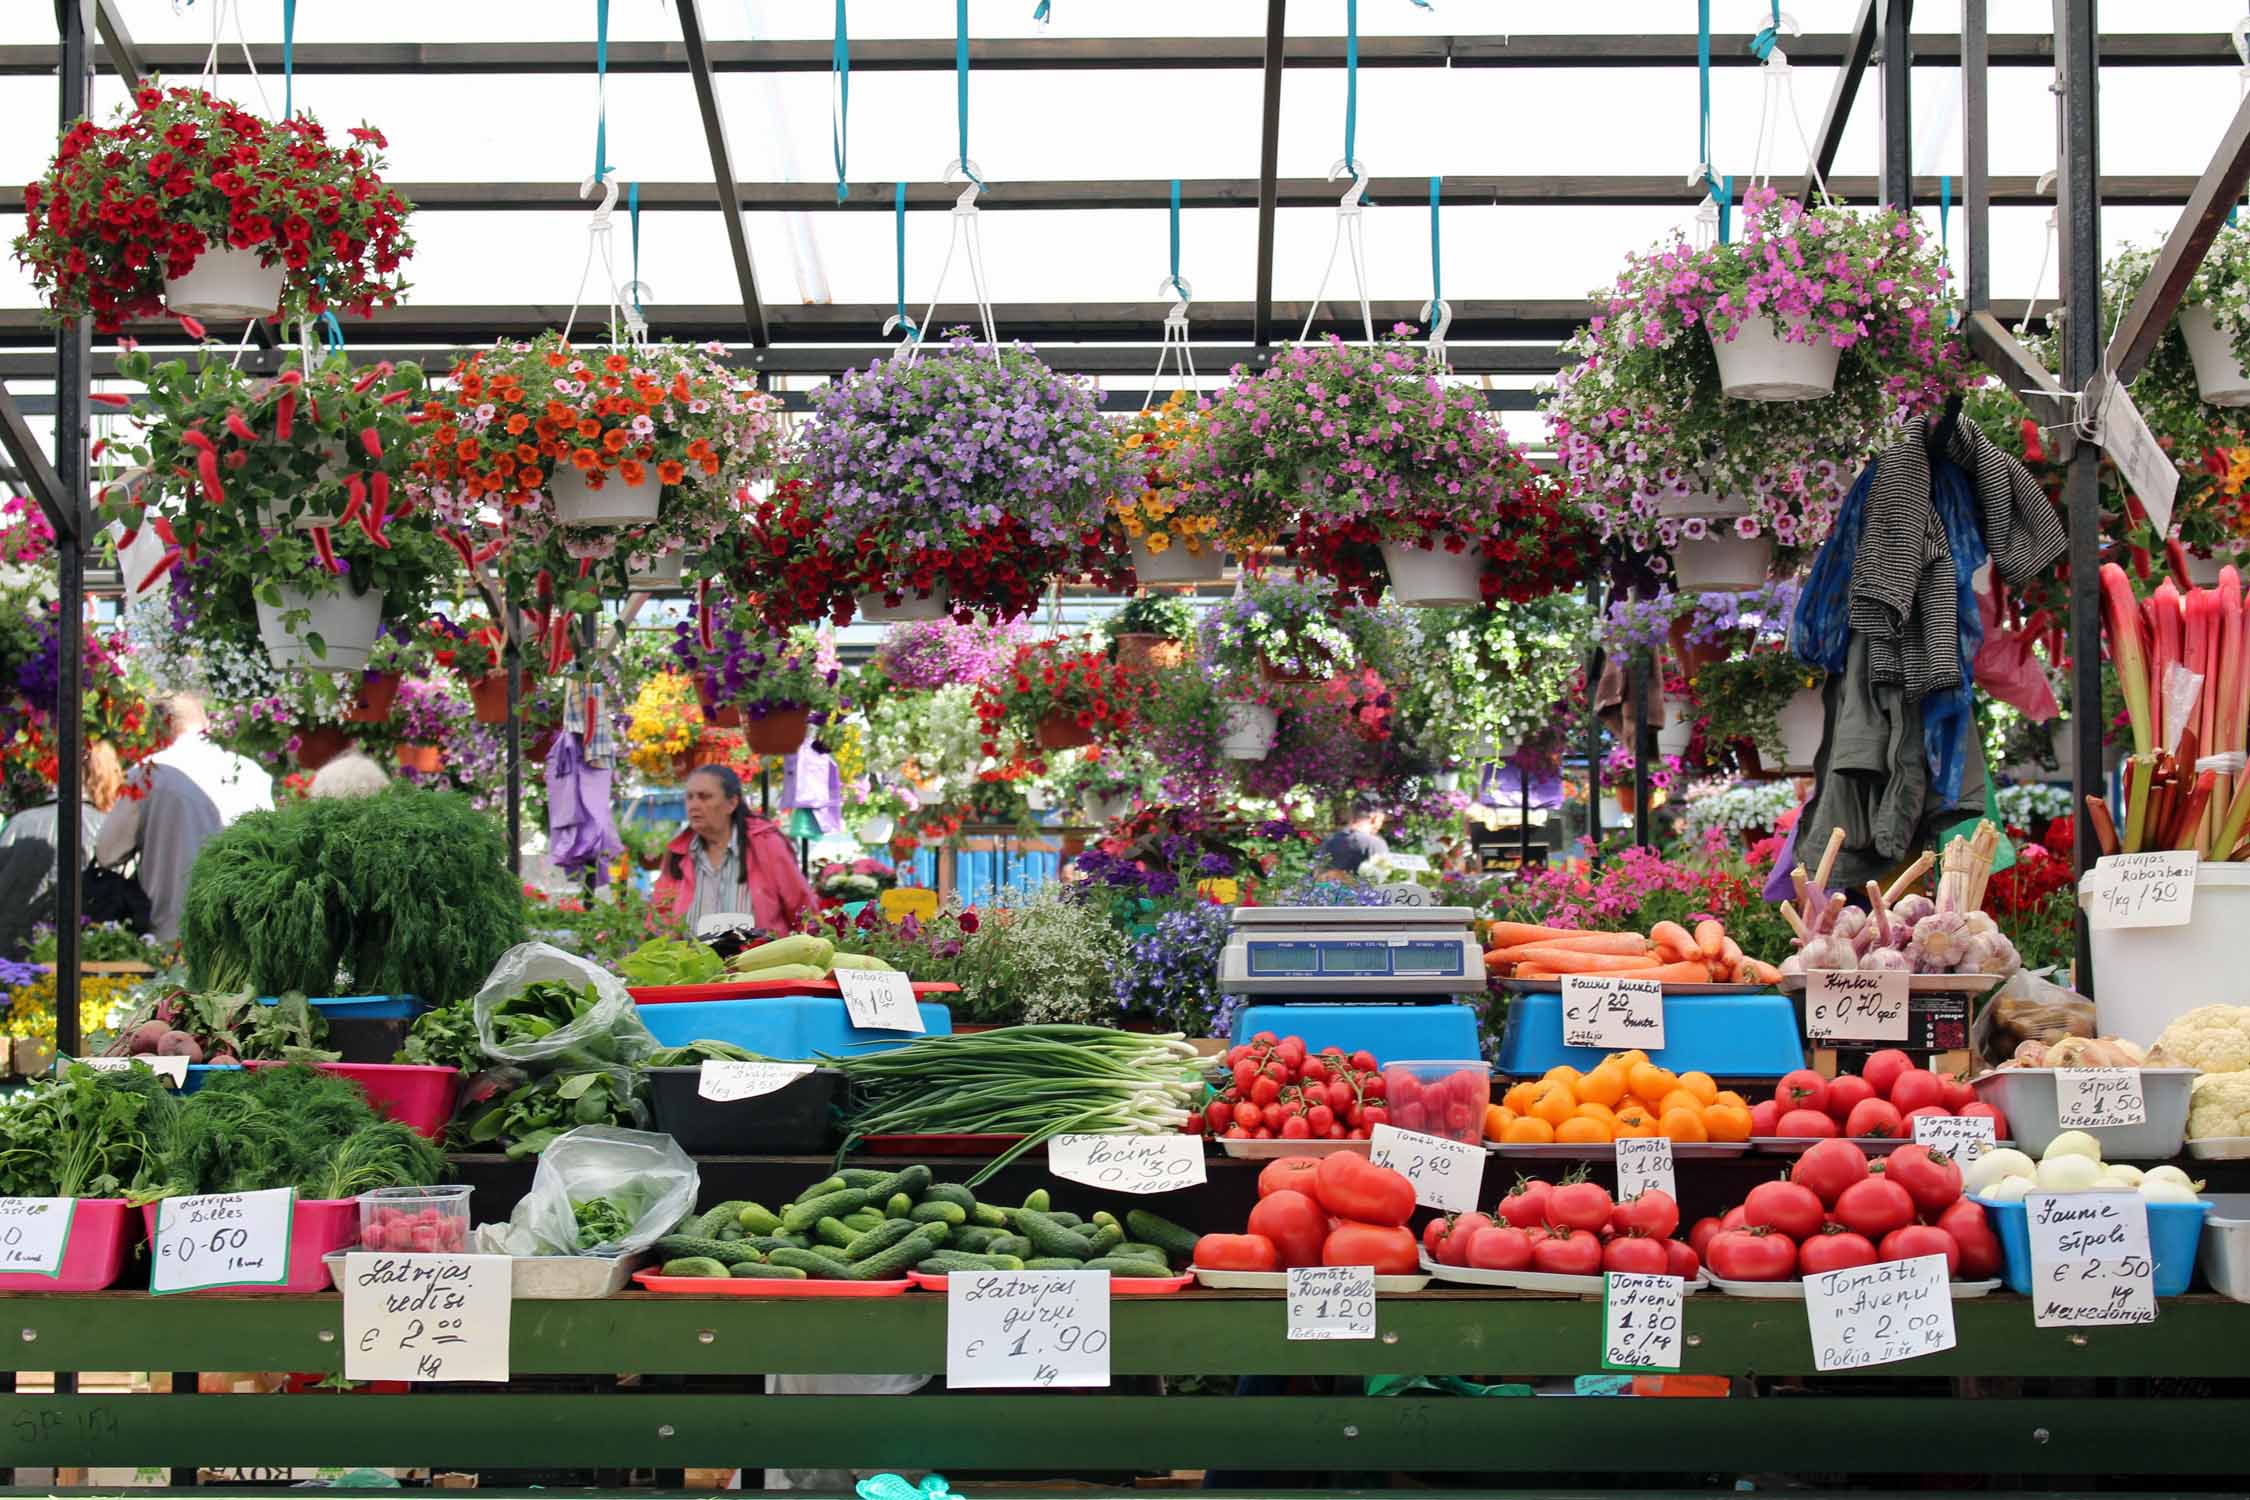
[659,1256,730,1279]
[1082,1256,1174,1278]
[844,1219,920,1262]
[768,1246,854,1279]
[653,1235,761,1268]
[1126,1210,1200,1264]
[1085,1223,1124,1257]
[782,1188,870,1234]
[729,932,835,973]
[815,1216,858,1250]
[736,1203,783,1235]
[922,1183,978,1211]
[1017,1209,1096,1260]
[909,1200,966,1227]
[729,1261,809,1280]
[1022,1256,1086,1271]
[849,1225,944,1281]
[691,1200,752,1238]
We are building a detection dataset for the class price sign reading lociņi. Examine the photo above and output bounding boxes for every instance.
[1911,1113,1998,1163]
[1047,1133,1206,1194]
[0,1198,77,1277]
[1602,1271,1683,1371]
[2055,1067,2146,1129]
[1560,975,1665,1051]
[2027,1191,2156,1328]
[1803,969,1909,1043]
[151,1188,294,1294]
[947,1269,1111,1388]
[1288,1264,1376,1341]
[2083,850,2197,931]
[1614,1136,1676,1204]
[342,1253,512,1383]
[697,1059,816,1102]
[1804,1254,1957,1371]
[1368,1123,1483,1214]
[836,968,925,1034]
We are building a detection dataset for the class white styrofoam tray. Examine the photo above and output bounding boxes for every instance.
[1704,1271,2001,1299]
[2189,1136,2250,1161]
[1189,1265,1430,1292]
[1418,1250,1709,1295]
[1218,1138,1371,1160]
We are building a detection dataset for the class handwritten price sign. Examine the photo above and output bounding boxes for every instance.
[0,1199,76,1277]
[836,969,925,1033]
[343,1253,512,1383]
[2056,1068,2146,1128]
[697,1060,816,1102]
[2082,851,2196,931]
[1615,1136,1676,1204]
[1288,1264,1376,1341]
[151,1188,294,1294]
[947,1270,1111,1389]
[1804,1254,1956,1370]
[1047,1133,1206,1194]
[79,1054,188,1086]
[2027,1192,2156,1328]
[1911,1113,1998,1163]
[1368,1124,1483,1214]
[1601,1271,1684,1371]
[1804,969,1909,1043]
[1560,975,1665,1051]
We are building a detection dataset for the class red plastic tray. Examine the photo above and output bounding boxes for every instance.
[631,1270,912,1297]
[907,1270,1190,1295]
[861,1133,1027,1156]
[630,980,960,1004]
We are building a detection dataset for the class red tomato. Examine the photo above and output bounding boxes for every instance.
[1903,1105,1950,1124]
[1324,1219,1419,1275]
[1664,1237,1701,1279]
[1775,1068,1829,1115]
[1938,1072,1975,1112]
[1610,1188,1680,1242]
[1546,1180,1615,1233]
[1299,1058,1328,1086]
[1957,1100,2008,1135]
[1422,1215,1450,1259]
[1844,1098,1905,1139]
[1797,1226,1878,1275]
[1860,1049,1913,1101]
[1879,1224,1961,1275]
[1741,1180,1826,1240]
[1777,1107,1839,1138]
[1251,1074,1284,1108]
[1887,1069,1945,1115]
[1233,1101,1262,1131]
[1465,1224,1533,1271]
[1935,1198,2002,1279]
[1686,1215,1725,1258]
[1749,1099,1782,1135]
[1706,1226,1797,1282]
[1247,1190,1328,1269]
[1883,1144,1964,1217]
[1349,1049,1377,1073]
[1193,1233,1278,1271]
[1280,1116,1312,1139]
[1360,1105,1389,1130]
[1496,1176,1552,1229]
[1530,1226,1603,1275]
[1602,1233,1670,1275]
[1833,1176,1916,1240]
[1258,1156,1322,1199]
[1790,1138,1871,1206]
[1719,1204,1748,1233]
[1307,1104,1335,1134]
[1276,1037,1306,1070]
[1232,1060,1259,1093]
[1204,1100,1235,1135]
[1312,1151,1415,1227]
[1823,1074,1875,1123]
[1435,1211,1496,1268]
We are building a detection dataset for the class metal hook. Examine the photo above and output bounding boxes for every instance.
[882,312,920,346]
[1158,274,1193,320]
[1327,157,1370,213]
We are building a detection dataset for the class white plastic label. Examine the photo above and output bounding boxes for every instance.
[1046,1133,1206,1194]
[1384,853,1432,874]
[1803,969,1910,1043]
[836,969,924,1033]
[2026,1191,2156,1327]
[697,1060,815,1101]
[1288,1264,1376,1341]
[1804,1254,1957,1370]
[1560,975,1665,1051]
[79,1054,189,1086]
[2084,851,2197,930]
[946,1270,1111,1388]
[2055,1068,2147,1128]
[2091,373,2179,540]
[1911,1114,1999,1163]
[1615,1136,1676,1204]
[0,1198,77,1277]
[151,1188,294,1294]
[1602,1272,1684,1371]
[1368,1124,1483,1214]
[342,1253,513,1383]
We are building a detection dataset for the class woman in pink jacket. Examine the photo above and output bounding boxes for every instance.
[652,764,816,935]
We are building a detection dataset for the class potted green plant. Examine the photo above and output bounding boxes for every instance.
[342,628,426,723]
[2173,223,2250,407]
[1103,593,1200,674]
[1690,647,1826,774]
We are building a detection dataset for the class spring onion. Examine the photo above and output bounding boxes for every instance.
[825,1025,1208,1186]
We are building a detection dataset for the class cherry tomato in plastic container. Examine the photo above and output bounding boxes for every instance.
[1379,1060,1490,1144]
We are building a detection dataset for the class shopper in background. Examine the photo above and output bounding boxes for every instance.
[654,763,816,934]
[1316,795,1390,876]
[0,740,126,953]
[95,693,273,942]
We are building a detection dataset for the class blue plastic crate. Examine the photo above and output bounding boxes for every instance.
[255,994,423,1019]
[635,995,953,1060]
[181,1062,242,1093]
[1228,1003,1481,1062]
[1495,990,1806,1079]
[1978,1194,2212,1296]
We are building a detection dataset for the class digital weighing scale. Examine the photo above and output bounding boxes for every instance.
[1218,905,1486,1057]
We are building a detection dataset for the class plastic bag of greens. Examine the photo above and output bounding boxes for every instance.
[473,941,657,1069]
[476,1125,698,1257]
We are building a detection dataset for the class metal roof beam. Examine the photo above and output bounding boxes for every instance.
[0,381,74,542]
[1252,0,1287,348]
[1800,0,1879,202]
[676,0,768,346]
[2104,88,2250,384]
[91,0,148,86]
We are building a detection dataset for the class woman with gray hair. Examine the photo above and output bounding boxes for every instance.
[308,749,390,800]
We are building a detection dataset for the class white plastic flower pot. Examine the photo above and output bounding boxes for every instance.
[1670,531,1776,592]
[856,585,952,623]
[855,813,896,846]
[1432,771,1463,794]
[1129,535,1226,584]
[2186,552,2227,587]
[1219,702,1279,760]
[164,246,285,321]
[1773,686,1826,773]
[2180,306,2250,408]
[549,465,660,527]
[1709,315,1841,401]
[255,584,387,673]
[1657,696,1697,755]
[627,551,685,590]
[1025,787,1055,812]
[1379,539,1485,607]
[1082,790,1133,824]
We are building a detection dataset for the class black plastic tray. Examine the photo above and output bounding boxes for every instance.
[646,1065,842,1152]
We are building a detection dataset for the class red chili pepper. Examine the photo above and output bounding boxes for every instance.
[359,426,381,460]
[136,547,182,593]
[195,449,226,507]
[89,392,129,409]
[439,530,479,571]
[225,409,257,444]
[309,524,339,573]
[274,391,296,442]
[176,313,206,340]
[340,472,368,525]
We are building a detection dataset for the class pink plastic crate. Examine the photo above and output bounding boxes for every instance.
[0,1199,140,1292]
[246,1061,460,1140]
[141,1196,358,1294]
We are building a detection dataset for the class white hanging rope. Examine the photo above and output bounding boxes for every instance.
[560,172,636,349]
[1142,276,1197,410]
[907,160,1001,364]
[195,0,275,116]
[2017,170,2060,339]
[1300,159,1375,345]
[1748,28,1826,201]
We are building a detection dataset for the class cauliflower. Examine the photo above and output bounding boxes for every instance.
[2189,1070,2250,1140]
[2155,1005,2250,1074]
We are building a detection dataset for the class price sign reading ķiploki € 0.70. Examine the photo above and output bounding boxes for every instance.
[1367,1123,1483,1214]
[1803,968,1909,1043]
[1560,975,1665,1051]
[150,1188,295,1294]
[343,1253,513,1383]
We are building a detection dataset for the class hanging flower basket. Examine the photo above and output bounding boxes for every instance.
[549,465,659,528]
[292,724,348,772]
[343,672,400,723]
[468,674,510,725]
[857,587,951,624]
[1081,790,1133,824]
[1113,632,1186,674]
[695,678,742,729]
[1036,710,1097,752]
[1671,532,1777,592]
[627,549,686,590]
[397,744,444,775]
[1775,686,1826,772]
[1378,539,1485,607]
[1656,695,1697,756]
[2179,305,2250,408]
[856,812,897,846]
[1219,702,1279,760]
[1709,315,1842,402]
[1128,535,1225,584]
[973,639,1136,761]
[164,245,286,322]
[745,707,811,756]
[255,584,386,673]
[528,727,559,766]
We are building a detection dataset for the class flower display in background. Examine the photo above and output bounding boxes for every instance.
[624,670,704,781]
[1675,779,1802,842]
[973,636,1141,758]
[1108,391,1219,561]
[1200,574,1356,689]
[870,616,1028,692]
[1109,901,1242,1036]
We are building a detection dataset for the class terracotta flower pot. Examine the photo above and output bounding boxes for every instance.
[293,725,348,772]
[1666,619,1748,683]
[468,674,510,725]
[527,728,559,765]
[696,680,743,728]
[1258,653,1318,686]
[746,706,811,755]
[343,672,400,723]
[1114,633,1186,674]
[1036,710,1097,752]
[397,744,444,775]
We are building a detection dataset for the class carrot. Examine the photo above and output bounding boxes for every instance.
[1718,936,1743,978]
[1518,932,1652,956]
[1499,946,1671,974]
[1483,948,1522,973]
[1648,921,1697,964]
[1491,939,1651,965]
[1485,921,1588,949]
[1599,961,1716,984]
[1739,958,1784,985]
[1694,919,1726,963]
[1514,966,1561,980]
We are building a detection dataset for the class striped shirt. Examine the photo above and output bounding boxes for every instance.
[688,831,744,926]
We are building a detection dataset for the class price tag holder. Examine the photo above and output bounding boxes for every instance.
[946,1269,1111,1388]
[1615,1136,1676,1204]
[2026,1191,2156,1327]
[150,1188,294,1295]
[79,1054,189,1086]
[1803,969,1910,1043]
[1601,1271,1684,1371]
[1047,1133,1207,1194]
[836,969,925,1033]
[1911,1113,1998,1163]
[1560,975,1665,1051]
[1803,1254,1957,1370]
[1385,853,1432,874]
[0,1198,77,1277]
[697,1059,815,1101]
[1288,1264,1376,1341]
[2083,850,2197,930]
[2056,1067,2146,1128]
[1368,1124,1484,1214]
[342,1253,512,1383]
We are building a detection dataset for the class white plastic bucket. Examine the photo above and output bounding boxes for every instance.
[1379,539,1484,607]
[1432,771,1463,794]
[856,585,951,623]
[1219,702,1278,760]
[165,246,285,321]
[2180,305,2250,408]
[2187,551,2227,587]
[2084,861,2250,1045]
[549,465,660,527]
[1774,686,1825,772]
[1082,790,1133,823]
[627,550,684,589]
[855,813,896,846]
[255,584,387,672]
[1657,695,1697,755]
[1129,535,1226,584]
[1670,532,1775,592]
[1709,315,1841,401]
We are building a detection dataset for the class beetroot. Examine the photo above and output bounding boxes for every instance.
[154,1030,205,1063]
[206,1052,239,1067]
[128,1021,171,1055]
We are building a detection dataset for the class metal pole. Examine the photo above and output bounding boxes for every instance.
[1877,0,1914,210]
[2054,0,2102,994]
[51,0,91,1057]
[1961,0,1991,311]
[504,637,522,879]
[1583,572,1604,867]
[1250,0,1286,348]
[1630,651,1653,849]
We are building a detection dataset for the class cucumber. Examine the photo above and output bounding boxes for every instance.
[653,1235,761,1268]
[692,1200,752,1238]
[729,1261,809,1280]
[807,1175,847,1197]
[1046,1212,1085,1228]
[909,1200,967,1227]
[1091,1211,1121,1232]
[885,1193,915,1220]
[815,1217,858,1250]
[844,1219,920,1262]
[768,1247,854,1279]
[715,1224,743,1242]
[1126,1210,1200,1264]
[922,1183,978,1211]
[836,1169,895,1189]
[870,1164,933,1203]
[1114,1242,1172,1265]
[743,1235,796,1254]
[1022,1256,1085,1271]
[987,1234,1032,1260]
[1017,1209,1096,1260]
[1082,1256,1174,1278]
[917,1250,1026,1274]
[842,1209,887,1233]
[951,1227,1003,1254]
[849,1225,944,1281]
[782,1188,870,1234]
[968,1203,1009,1229]
[920,1222,951,1246]
[1085,1223,1124,1256]
[659,1256,730,1278]
[1020,1188,1051,1214]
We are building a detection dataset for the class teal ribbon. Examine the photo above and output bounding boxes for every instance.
[282,0,297,118]
[1697,0,1713,175]
[1032,1,1050,17]
[832,1,849,203]
[320,308,344,354]
[1750,0,1783,57]
[893,181,917,337]
[1166,178,1184,298]
[593,0,611,184]
[1428,175,1442,304]
[1717,173,1734,242]
[628,180,643,316]
[856,1477,957,1500]
[954,0,982,186]
[1940,175,1952,250]
[1343,0,1360,168]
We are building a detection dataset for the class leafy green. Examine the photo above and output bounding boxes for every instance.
[145,1063,444,1200]
[394,998,484,1072]
[619,937,725,988]
[105,987,333,1063]
[0,1062,176,1199]
[572,1195,635,1248]
[645,1040,770,1066]
[460,1065,646,1159]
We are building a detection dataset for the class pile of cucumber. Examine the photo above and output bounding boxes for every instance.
[652,1164,1202,1282]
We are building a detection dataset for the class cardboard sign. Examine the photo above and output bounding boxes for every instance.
[342,1253,512,1383]
[946,1270,1111,1388]
[0,1198,77,1277]
[2056,1068,2147,1128]
[1911,1113,1999,1163]
[2091,372,2180,540]
[1804,969,1910,1043]
[1601,1271,1684,1372]
[1560,975,1666,1051]
[1288,1265,1376,1341]
[151,1188,294,1294]
[2026,1191,2156,1328]
[1615,1136,1677,1204]
[2083,851,2197,931]
[78,1054,189,1086]
[1046,1133,1207,1194]
[697,1060,816,1102]
[1804,1254,1957,1370]
[836,968,925,1033]
[1368,1124,1483,1214]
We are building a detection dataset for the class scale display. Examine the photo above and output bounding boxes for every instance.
[1222,907,1481,995]
[1245,941,1466,979]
